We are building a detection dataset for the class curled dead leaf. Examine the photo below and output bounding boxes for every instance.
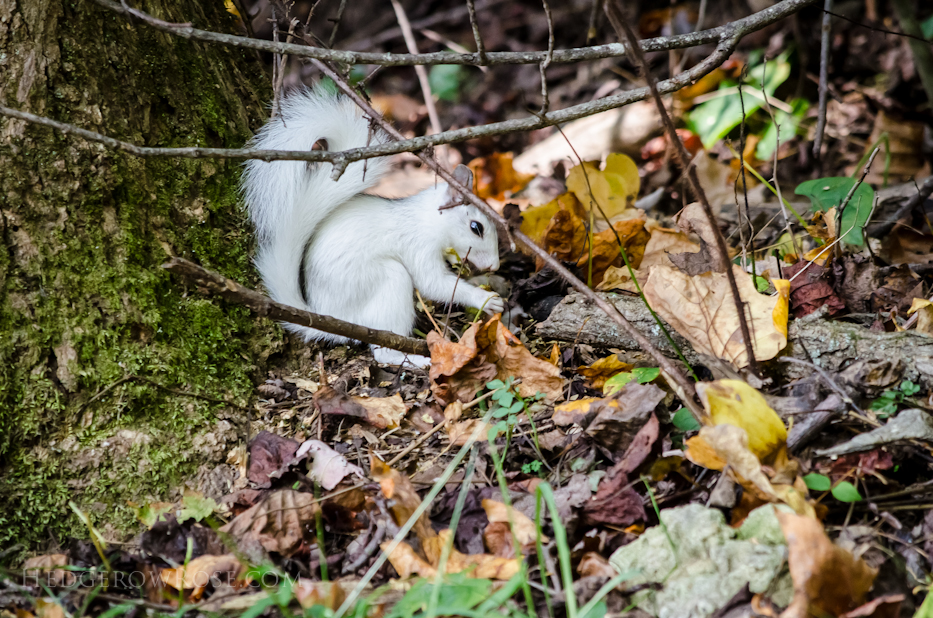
[643,264,788,367]
[777,511,877,618]
[219,490,319,558]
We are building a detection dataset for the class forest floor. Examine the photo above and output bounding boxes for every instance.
[4,0,933,617]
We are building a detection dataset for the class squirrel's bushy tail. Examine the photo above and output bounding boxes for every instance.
[241,88,389,321]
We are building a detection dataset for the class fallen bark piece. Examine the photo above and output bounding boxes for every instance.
[537,292,933,388]
[815,409,933,457]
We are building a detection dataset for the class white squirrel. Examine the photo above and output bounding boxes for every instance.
[241,88,504,367]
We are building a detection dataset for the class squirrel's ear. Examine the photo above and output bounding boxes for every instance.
[451,164,474,193]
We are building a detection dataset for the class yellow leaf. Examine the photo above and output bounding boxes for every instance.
[685,424,779,500]
[772,278,790,338]
[520,193,579,245]
[642,264,788,367]
[908,297,933,334]
[224,0,241,17]
[482,499,548,545]
[696,380,787,463]
[566,153,640,219]
[576,355,633,389]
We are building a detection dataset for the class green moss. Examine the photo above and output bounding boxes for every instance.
[0,0,275,547]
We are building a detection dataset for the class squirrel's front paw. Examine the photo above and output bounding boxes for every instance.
[481,292,506,315]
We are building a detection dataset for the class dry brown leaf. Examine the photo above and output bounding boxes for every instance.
[778,511,877,618]
[382,540,437,578]
[598,225,700,292]
[643,264,788,367]
[576,354,633,390]
[293,580,346,611]
[430,315,563,404]
[685,425,779,500]
[576,217,650,286]
[423,531,521,580]
[160,554,244,600]
[553,383,663,455]
[427,325,497,406]
[474,315,563,401]
[220,490,318,557]
[370,93,424,123]
[23,554,74,588]
[351,393,407,429]
[483,521,516,558]
[540,203,588,264]
[577,552,618,578]
[909,298,933,335]
[520,192,583,246]
[482,499,547,546]
[35,599,65,618]
[467,152,535,201]
[371,459,436,543]
[447,419,493,446]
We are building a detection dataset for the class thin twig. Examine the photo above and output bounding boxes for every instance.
[465,0,487,65]
[390,0,444,145]
[835,146,879,255]
[443,248,471,338]
[326,0,348,47]
[310,57,704,411]
[870,176,933,238]
[812,0,832,164]
[1,0,811,171]
[94,0,819,67]
[539,0,554,113]
[779,357,864,414]
[736,70,755,271]
[604,0,761,377]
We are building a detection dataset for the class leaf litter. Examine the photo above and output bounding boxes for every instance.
[12,6,933,617]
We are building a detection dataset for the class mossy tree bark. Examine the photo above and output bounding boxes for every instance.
[0,0,276,547]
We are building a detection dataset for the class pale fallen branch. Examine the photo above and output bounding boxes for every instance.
[162,257,430,356]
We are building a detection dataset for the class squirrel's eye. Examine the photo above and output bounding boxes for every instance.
[470,221,484,237]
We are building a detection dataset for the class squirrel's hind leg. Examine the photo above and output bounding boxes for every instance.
[371,346,431,368]
[355,261,429,367]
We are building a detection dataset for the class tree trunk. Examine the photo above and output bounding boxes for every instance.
[0,0,273,547]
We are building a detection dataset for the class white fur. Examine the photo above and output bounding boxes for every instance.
[241,88,503,366]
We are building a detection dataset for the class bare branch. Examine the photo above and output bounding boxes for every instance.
[604,0,761,377]
[465,0,487,65]
[390,0,443,140]
[163,258,430,356]
[0,28,752,167]
[93,0,819,67]
[812,0,832,164]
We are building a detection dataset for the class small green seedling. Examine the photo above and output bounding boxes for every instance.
[870,380,921,418]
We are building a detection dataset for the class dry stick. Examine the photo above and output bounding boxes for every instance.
[812,0,832,164]
[871,175,933,238]
[308,58,705,416]
[386,389,496,466]
[465,0,487,65]
[94,0,818,67]
[539,0,554,113]
[389,0,444,146]
[326,0,348,48]
[345,0,503,50]
[835,146,880,257]
[759,59,802,260]
[736,73,755,274]
[163,257,429,356]
[1,0,817,170]
[604,0,761,378]
[442,247,471,338]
